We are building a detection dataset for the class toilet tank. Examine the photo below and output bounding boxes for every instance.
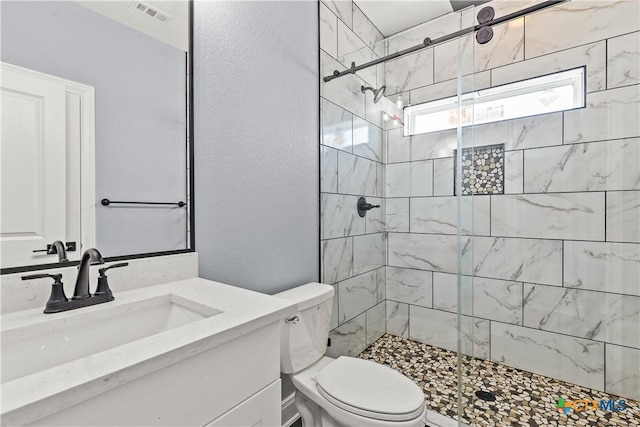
[274,283,334,374]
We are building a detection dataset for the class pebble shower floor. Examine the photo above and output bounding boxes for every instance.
[358,334,639,427]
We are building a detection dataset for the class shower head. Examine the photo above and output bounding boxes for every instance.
[361,85,386,103]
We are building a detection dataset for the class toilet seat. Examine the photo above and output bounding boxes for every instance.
[315,357,425,422]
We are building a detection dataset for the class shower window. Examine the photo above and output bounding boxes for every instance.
[404,66,586,136]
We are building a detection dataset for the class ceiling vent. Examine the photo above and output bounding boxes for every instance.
[131,1,172,24]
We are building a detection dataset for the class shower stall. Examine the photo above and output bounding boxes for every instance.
[320,0,639,425]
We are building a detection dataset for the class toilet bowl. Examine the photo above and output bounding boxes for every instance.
[275,283,426,427]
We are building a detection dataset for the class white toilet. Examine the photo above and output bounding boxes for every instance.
[275,283,426,427]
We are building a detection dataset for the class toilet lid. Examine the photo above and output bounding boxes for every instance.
[315,357,425,422]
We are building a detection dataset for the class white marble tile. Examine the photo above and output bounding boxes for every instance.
[386,267,432,308]
[525,139,640,193]
[375,162,384,198]
[364,92,385,129]
[409,307,489,359]
[338,269,379,324]
[327,313,366,358]
[492,41,606,92]
[525,0,640,59]
[352,116,382,162]
[337,20,377,87]
[388,233,460,273]
[386,128,410,163]
[387,12,459,54]
[433,35,473,83]
[386,163,411,198]
[432,272,464,314]
[504,150,523,194]
[410,72,491,106]
[322,237,353,284]
[433,157,454,196]
[352,3,384,56]
[331,284,339,330]
[319,2,338,59]
[606,191,640,243]
[322,193,366,239]
[490,323,604,391]
[564,241,640,296]
[353,233,385,276]
[321,0,352,30]
[366,301,386,346]
[386,198,409,232]
[564,85,640,144]
[337,150,377,196]
[321,146,338,193]
[321,51,366,118]
[385,49,434,95]
[606,344,640,401]
[491,193,605,240]
[523,284,640,348]
[471,236,563,286]
[411,129,458,160]
[410,160,433,197]
[365,197,384,233]
[322,98,352,152]
[386,301,409,338]
[608,31,640,89]
[410,196,491,236]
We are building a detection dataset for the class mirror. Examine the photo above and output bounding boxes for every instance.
[0,0,193,272]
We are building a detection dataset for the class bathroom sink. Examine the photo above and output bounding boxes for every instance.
[1,293,221,383]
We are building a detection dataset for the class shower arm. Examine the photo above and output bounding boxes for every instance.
[323,0,566,83]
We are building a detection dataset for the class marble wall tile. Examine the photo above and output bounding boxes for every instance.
[327,313,366,358]
[338,269,379,323]
[410,72,491,106]
[337,150,377,196]
[321,51,366,118]
[410,196,491,236]
[366,301,386,346]
[386,198,409,232]
[386,266,433,307]
[386,301,409,338]
[386,128,410,163]
[607,31,640,89]
[433,35,473,82]
[352,116,383,162]
[432,272,465,314]
[524,139,640,193]
[523,284,640,348]
[388,233,460,273]
[376,162,384,198]
[524,0,640,59]
[387,12,459,54]
[331,285,339,330]
[365,196,384,233]
[385,49,434,95]
[411,129,458,161]
[504,150,523,194]
[337,20,377,87]
[321,146,338,193]
[472,236,563,286]
[606,191,640,243]
[606,344,640,401]
[352,3,384,57]
[353,233,385,275]
[321,0,352,30]
[322,237,353,284]
[320,2,338,58]
[490,322,604,391]
[322,193,366,239]
[564,85,640,144]
[386,162,410,197]
[364,92,385,128]
[491,41,606,92]
[564,241,640,296]
[433,157,454,196]
[322,99,352,152]
[490,193,605,240]
[410,160,433,197]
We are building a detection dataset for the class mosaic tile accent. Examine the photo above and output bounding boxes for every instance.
[359,334,640,427]
[455,144,505,195]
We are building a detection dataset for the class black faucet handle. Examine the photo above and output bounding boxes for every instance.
[98,262,129,276]
[22,273,63,282]
[22,273,68,313]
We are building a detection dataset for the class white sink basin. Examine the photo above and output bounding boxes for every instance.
[1,293,221,383]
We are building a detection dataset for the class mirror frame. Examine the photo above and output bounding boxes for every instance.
[1,1,195,275]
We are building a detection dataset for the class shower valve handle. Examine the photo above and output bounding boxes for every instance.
[357,197,380,218]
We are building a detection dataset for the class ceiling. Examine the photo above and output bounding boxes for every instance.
[354,0,490,37]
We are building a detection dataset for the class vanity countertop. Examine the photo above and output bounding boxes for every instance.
[1,278,297,425]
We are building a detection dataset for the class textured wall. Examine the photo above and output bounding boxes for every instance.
[194,1,319,294]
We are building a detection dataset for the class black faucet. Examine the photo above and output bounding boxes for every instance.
[72,248,105,300]
[50,240,69,262]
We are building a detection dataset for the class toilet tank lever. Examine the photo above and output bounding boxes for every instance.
[285,315,299,324]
